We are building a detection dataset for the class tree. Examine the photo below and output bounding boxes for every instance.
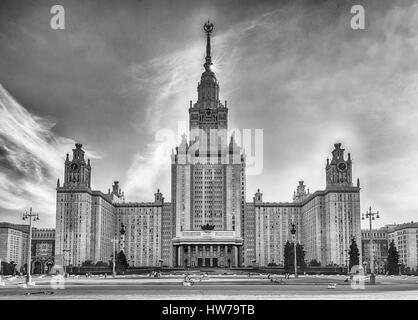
[1,261,15,275]
[95,261,108,267]
[296,244,306,271]
[9,261,17,276]
[284,241,293,273]
[387,240,399,275]
[116,251,129,272]
[283,241,306,273]
[309,259,321,267]
[348,238,360,270]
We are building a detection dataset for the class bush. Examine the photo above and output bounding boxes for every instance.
[309,259,321,267]
[1,261,16,275]
[95,261,108,267]
[82,260,94,267]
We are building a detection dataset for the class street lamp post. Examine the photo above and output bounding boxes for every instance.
[345,249,349,275]
[22,207,39,285]
[111,237,118,277]
[290,223,298,278]
[362,206,380,285]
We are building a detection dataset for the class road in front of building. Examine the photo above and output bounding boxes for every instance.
[0,274,417,300]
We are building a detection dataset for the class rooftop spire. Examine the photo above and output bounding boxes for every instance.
[203,20,214,72]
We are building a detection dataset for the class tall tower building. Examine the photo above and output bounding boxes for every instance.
[55,144,116,267]
[55,144,94,267]
[171,21,246,268]
[321,143,361,265]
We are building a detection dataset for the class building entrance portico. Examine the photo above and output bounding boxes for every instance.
[173,243,242,268]
[172,222,243,268]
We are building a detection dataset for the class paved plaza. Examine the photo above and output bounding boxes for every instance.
[0,273,417,300]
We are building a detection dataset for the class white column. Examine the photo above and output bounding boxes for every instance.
[233,246,238,267]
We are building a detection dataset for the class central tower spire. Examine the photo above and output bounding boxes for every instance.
[203,20,214,72]
[189,20,228,132]
[194,20,221,109]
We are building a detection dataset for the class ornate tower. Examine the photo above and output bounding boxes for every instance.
[189,20,228,153]
[322,142,361,266]
[326,143,352,188]
[62,143,91,189]
[55,143,94,268]
[171,21,245,268]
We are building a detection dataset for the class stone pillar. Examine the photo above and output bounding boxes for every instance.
[177,246,181,267]
[188,245,191,267]
[173,246,178,267]
[225,245,229,267]
[180,245,184,267]
[203,253,206,267]
[233,246,238,267]
[237,246,241,267]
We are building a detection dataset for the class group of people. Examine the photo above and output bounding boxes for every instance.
[150,270,161,278]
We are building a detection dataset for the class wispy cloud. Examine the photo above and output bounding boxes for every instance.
[0,84,99,225]
[121,46,201,199]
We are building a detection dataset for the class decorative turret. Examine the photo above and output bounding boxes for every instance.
[154,189,164,205]
[326,143,353,188]
[111,181,125,203]
[254,189,263,204]
[62,143,92,189]
[293,181,309,203]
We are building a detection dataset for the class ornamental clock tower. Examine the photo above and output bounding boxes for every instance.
[62,143,91,189]
[325,143,352,187]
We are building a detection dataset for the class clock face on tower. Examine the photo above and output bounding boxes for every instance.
[337,162,347,172]
[70,162,78,171]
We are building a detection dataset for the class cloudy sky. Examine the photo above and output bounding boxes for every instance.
[0,0,417,228]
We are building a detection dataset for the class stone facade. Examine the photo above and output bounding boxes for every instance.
[0,223,29,270]
[361,227,389,273]
[0,223,55,274]
[248,160,361,268]
[388,222,418,271]
[31,228,55,274]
